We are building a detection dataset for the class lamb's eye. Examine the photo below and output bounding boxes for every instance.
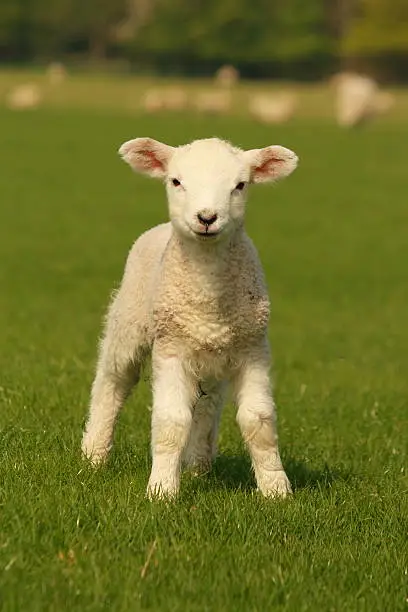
[235,181,246,191]
[172,178,181,187]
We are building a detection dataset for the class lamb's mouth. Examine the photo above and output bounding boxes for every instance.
[189,224,223,239]
[193,230,219,238]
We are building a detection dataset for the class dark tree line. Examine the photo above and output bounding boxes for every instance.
[1,0,408,79]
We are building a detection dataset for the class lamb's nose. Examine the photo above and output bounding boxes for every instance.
[197,212,218,227]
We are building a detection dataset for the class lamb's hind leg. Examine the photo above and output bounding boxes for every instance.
[183,380,226,474]
[81,327,142,465]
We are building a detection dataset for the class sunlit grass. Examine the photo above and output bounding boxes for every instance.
[0,108,407,611]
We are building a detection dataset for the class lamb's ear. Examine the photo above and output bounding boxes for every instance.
[244,145,298,183]
[118,137,175,179]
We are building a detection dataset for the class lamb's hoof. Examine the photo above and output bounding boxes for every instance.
[184,457,212,476]
[81,440,109,467]
[259,470,292,499]
[146,480,179,501]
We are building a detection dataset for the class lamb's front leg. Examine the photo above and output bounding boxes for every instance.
[148,349,196,499]
[233,345,292,498]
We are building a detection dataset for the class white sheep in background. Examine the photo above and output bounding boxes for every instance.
[335,72,377,127]
[46,62,67,85]
[164,87,188,111]
[194,90,231,114]
[334,72,394,127]
[142,87,188,113]
[141,89,165,113]
[215,65,240,88]
[6,83,42,110]
[82,137,298,499]
[249,92,297,124]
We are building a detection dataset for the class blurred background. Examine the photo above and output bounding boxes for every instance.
[1,0,408,79]
[0,0,408,123]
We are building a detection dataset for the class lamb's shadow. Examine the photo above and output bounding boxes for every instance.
[208,454,351,493]
[210,454,255,493]
[284,457,352,491]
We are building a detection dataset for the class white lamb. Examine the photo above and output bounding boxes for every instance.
[142,87,188,113]
[249,93,297,124]
[214,65,240,88]
[334,72,377,127]
[6,83,41,110]
[333,72,394,127]
[194,91,231,114]
[141,89,165,113]
[46,62,67,85]
[81,137,298,499]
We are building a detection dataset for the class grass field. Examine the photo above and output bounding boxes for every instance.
[0,101,407,611]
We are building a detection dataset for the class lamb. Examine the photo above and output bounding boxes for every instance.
[163,87,188,111]
[333,72,394,127]
[141,89,164,113]
[142,87,188,113]
[81,137,298,499]
[249,93,297,124]
[334,72,377,127]
[6,83,41,110]
[46,62,67,85]
[214,65,240,88]
[194,90,231,114]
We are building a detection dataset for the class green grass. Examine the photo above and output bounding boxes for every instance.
[0,108,407,611]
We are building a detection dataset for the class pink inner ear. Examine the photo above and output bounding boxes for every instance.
[141,149,164,172]
[255,155,283,178]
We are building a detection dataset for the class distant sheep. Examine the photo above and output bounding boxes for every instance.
[194,90,231,114]
[142,87,187,113]
[6,84,41,110]
[82,137,298,499]
[164,87,188,111]
[215,65,240,88]
[334,72,394,127]
[46,62,67,85]
[142,89,164,113]
[249,93,297,124]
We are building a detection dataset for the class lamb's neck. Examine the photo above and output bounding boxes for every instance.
[168,229,245,297]
[173,228,243,265]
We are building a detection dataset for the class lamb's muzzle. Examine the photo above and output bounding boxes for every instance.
[82,137,298,500]
[197,211,218,227]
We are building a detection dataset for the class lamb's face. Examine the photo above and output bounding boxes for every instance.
[165,140,249,242]
[119,137,298,244]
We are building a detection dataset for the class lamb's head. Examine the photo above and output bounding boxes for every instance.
[119,137,298,243]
